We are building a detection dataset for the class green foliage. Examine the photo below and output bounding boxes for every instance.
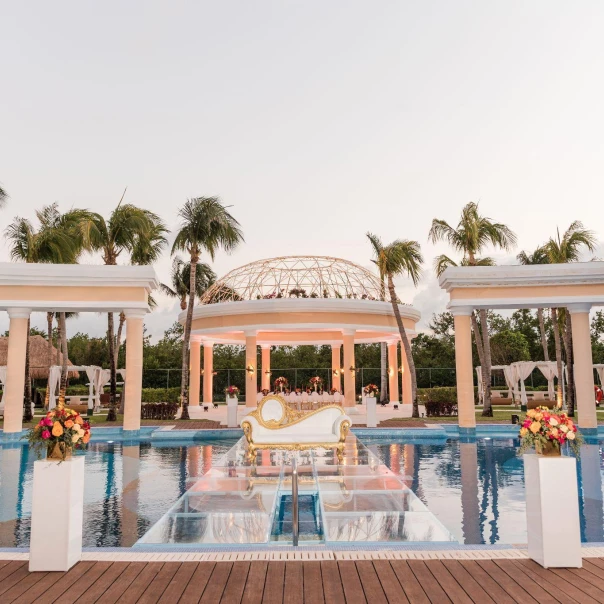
[417,387,458,404]
[412,333,455,368]
[425,401,458,417]
[141,388,181,403]
[489,330,530,365]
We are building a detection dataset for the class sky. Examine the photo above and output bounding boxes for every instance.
[1,1,604,341]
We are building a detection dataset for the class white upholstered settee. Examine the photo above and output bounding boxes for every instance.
[240,395,351,458]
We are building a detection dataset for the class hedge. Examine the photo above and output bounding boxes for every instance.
[141,388,180,403]
[425,401,458,417]
[141,402,179,420]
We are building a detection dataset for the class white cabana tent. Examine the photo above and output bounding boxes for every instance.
[48,365,106,411]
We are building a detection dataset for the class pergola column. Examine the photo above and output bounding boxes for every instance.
[400,343,412,405]
[342,330,356,408]
[203,341,214,404]
[123,309,146,433]
[189,337,201,406]
[245,332,258,407]
[4,308,31,435]
[261,345,271,391]
[569,304,597,429]
[388,340,400,403]
[453,308,476,429]
[331,344,341,392]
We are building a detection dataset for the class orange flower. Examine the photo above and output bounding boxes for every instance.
[529,422,541,434]
[64,419,74,428]
[75,416,83,425]
[83,432,90,444]
[51,422,64,437]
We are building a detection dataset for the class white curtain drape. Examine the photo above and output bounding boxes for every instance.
[48,366,62,410]
[94,368,111,410]
[84,366,98,409]
[595,365,604,387]
[511,361,537,404]
[536,362,557,400]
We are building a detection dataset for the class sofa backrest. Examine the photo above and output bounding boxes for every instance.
[259,396,286,424]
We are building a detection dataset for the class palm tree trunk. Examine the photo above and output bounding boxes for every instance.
[380,342,388,403]
[116,311,126,415]
[551,308,564,408]
[538,308,549,361]
[23,319,33,422]
[563,311,575,417]
[58,312,68,409]
[180,253,198,420]
[388,275,418,417]
[45,312,53,409]
[479,309,493,417]
[471,312,488,409]
[106,313,117,421]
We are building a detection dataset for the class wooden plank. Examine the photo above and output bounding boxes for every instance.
[491,560,560,604]
[262,560,285,604]
[355,561,387,604]
[31,561,98,604]
[422,560,472,604]
[457,561,516,604]
[115,562,165,604]
[241,561,268,604]
[320,561,346,604]
[585,557,604,571]
[75,562,129,604]
[0,564,34,597]
[2,570,48,604]
[580,559,604,582]
[407,560,451,604]
[96,563,146,604]
[200,562,233,603]
[337,561,366,604]
[371,560,409,604]
[514,559,599,604]
[474,560,539,604]
[283,561,303,604]
[440,560,496,603]
[11,571,66,604]
[179,562,216,604]
[0,561,27,583]
[0,560,15,571]
[303,562,324,604]
[138,562,182,604]
[158,562,199,604]
[390,560,431,604]
[49,561,113,603]
[221,561,250,604]
[550,567,604,602]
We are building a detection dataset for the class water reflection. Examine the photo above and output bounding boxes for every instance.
[578,444,604,543]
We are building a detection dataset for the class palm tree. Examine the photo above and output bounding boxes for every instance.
[544,221,597,414]
[80,196,167,421]
[429,202,517,416]
[0,184,8,209]
[366,233,423,417]
[172,197,243,419]
[161,256,216,311]
[517,247,550,362]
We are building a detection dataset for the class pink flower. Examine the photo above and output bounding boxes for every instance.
[43,418,53,427]
[41,430,51,440]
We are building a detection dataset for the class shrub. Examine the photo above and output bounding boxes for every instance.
[141,388,180,403]
[425,401,458,417]
[141,402,179,420]
[417,387,457,404]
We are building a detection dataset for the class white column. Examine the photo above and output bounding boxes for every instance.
[245,331,257,407]
[453,308,476,429]
[261,345,271,391]
[342,329,356,408]
[331,344,341,392]
[203,341,214,404]
[4,308,31,434]
[388,340,400,403]
[123,309,146,432]
[189,336,201,406]
[569,303,597,429]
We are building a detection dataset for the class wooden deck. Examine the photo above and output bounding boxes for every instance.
[3,557,604,603]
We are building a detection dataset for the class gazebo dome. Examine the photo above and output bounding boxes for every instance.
[200,255,390,305]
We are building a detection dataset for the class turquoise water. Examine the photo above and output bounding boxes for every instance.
[1,437,603,548]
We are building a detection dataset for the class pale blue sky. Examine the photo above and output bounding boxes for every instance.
[1,1,604,339]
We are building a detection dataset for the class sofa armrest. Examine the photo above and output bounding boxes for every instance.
[332,415,351,442]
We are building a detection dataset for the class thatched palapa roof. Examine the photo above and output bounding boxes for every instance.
[0,335,79,379]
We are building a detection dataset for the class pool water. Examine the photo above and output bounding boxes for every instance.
[1,436,603,548]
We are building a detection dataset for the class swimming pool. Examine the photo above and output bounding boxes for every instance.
[1,435,602,548]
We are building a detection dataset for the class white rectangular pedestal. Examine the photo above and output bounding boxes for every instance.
[29,457,85,572]
[365,397,377,428]
[524,454,582,568]
[227,398,238,428]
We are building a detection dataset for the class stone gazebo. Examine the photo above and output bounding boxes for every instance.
[181,256,421,411]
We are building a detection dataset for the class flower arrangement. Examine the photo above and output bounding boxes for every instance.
[363,384,379,397]
[274,376,288,391]
[261,388,269,396]
[330,388,339,395]
[309,376,323,391]
[26,407,91,461]
[295,388,302,395]
[518,406,582,456]
[225,385,240,398]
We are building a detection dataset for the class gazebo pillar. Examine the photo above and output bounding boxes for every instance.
[3,308,31,435]
[245,332,257,407]
[331,344,341,392]
[203,341,214,404]
[342,330,356,408]
[261,345,271,391]
[388,340,400,403]
[400,344,412,405]
[569,304,597,430]
[123,309,145,434]
[189,337,201,406]
[453,308,476,430]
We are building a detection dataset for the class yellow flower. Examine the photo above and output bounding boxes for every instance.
[520,427,528,437]
[534,413,543,421]
[527,410,536,418]
[567,432,576,440]
[549,417,559,426]
[530,422,541,434]
[52,422,64,437]
[71,433,80,443]
[559,425,569,433]
[550,428,559,438]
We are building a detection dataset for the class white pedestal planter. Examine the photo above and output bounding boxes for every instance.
[29,456,85,572]
[226,397,239,428]
[364,396,377,427]
[524,454,582,568]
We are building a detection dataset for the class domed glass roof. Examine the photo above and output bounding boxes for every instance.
[200,255,391,304]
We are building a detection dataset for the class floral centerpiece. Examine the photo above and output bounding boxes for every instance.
[330,387,339,395]
[261,388,269,396]
[225,385,240,399]
[295,388,302,395]
[518,407,582,456]
[25,407,91,461]
[363,384,379,397]
[309,376,323,391]
[274,376,288,392]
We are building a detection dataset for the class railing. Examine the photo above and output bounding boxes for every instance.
[291,456,299,547]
